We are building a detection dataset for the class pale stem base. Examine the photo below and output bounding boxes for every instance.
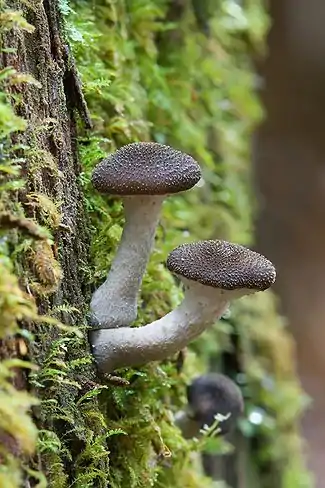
[90,281,251,372]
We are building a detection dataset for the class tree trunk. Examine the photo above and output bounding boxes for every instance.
[1,1,109,486]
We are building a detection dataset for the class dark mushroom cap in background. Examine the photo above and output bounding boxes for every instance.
[167,240,276,291]
[91,142,201,195]
[187,373,244,435]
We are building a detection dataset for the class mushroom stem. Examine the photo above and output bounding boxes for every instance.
[90,279,248,372]
[90,195,164,329]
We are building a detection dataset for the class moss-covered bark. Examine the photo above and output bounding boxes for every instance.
[0,0,108,486]
[2,0,90,306]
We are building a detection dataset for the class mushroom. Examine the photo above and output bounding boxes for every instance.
[174,373,244,439]
[90,142,201,329]
[89,240,276,373]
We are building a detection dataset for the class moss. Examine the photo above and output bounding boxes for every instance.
[66,0,310,486]
[0,10,41,486]
[0,143,39,482]
[231,293,312,487]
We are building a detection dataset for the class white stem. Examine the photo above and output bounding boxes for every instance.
[90,280,250,372]
[90,195,164,329]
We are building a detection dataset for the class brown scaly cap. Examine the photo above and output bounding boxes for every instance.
[167,240,276,291]
[91,142,201,196]
[187,373,244,435]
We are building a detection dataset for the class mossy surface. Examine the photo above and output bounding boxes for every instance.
[0,0,313,487]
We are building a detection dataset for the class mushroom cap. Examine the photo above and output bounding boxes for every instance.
[187,373,244,435]
[91,142,201,196]
[166,240,276,291]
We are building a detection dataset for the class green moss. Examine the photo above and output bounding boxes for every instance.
[0,9,40,486]
[66,1,310,486]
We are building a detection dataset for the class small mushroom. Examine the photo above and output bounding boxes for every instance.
[90,142,201,329]
[175,373,244,439]
[90,240,276,373]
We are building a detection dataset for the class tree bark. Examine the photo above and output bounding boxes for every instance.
[1,1,108,485]
[2,0,91,303]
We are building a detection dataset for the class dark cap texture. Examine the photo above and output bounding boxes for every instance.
[167,240,276,291]
[91,142,201,195]
[187,373,244,435]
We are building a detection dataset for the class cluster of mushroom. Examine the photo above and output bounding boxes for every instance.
[88,141,276,437]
